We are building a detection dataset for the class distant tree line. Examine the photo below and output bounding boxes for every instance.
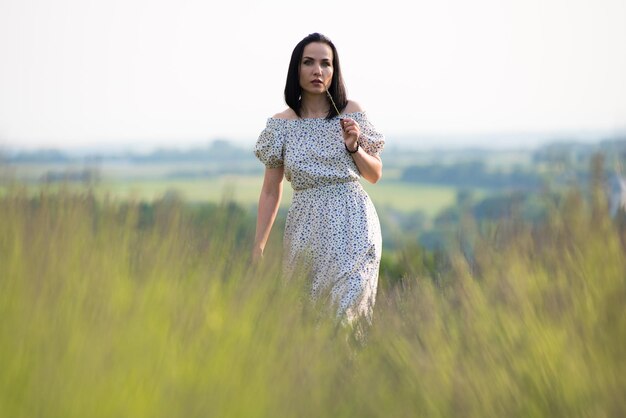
[41,168,101,185]
[5,140,257,164]
[401,161,544,190]
[532,138,626,166]
[129,140,254,164]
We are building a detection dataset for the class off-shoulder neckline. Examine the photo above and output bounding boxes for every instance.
[268,111,366,122]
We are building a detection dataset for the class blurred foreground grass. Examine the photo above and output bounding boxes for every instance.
[1,174,625,417]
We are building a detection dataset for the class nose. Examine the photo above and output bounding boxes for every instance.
[313,64,322,76]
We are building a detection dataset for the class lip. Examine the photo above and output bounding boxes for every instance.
[311,79,323,85]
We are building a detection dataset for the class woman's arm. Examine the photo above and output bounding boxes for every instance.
[346,142,382,184]
[253,166,284,262]
[341,101,383,184]
[341,118,383,184]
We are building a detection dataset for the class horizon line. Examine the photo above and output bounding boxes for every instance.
[1,127,625,155]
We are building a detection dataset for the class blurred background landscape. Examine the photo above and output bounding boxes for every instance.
[2,133,625,253]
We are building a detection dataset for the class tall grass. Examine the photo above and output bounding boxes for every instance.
[1,166,625,417]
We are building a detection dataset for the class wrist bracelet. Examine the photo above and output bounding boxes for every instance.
[345,142,359,154]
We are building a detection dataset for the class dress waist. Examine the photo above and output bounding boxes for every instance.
[292,178,359,192]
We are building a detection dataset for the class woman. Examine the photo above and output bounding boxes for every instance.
[252,33,385,324]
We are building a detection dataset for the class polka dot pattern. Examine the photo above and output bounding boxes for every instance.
[254,111,385,323]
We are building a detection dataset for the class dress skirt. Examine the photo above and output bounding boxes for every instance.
[283,180,382,323]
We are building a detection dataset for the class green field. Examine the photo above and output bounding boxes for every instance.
[2,162,464,217]
[100,176,274,208]
[99,177,461,217]
[363,180,467,217]
[1,183,624,417]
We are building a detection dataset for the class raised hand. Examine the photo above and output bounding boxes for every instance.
[340,118,360,152]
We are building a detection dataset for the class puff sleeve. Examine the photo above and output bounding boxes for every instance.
[254,125,284,168]
[355,112,385,158]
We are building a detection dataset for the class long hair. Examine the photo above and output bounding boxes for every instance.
[284,33,348,119]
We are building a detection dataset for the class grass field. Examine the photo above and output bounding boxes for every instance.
[100,176,275,208]
[2,161,464,217]
[1,178,625,417]
[99,177,462,217]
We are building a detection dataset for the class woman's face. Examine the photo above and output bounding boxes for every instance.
[299,42,334,95]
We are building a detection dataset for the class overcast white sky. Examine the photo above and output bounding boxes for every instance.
[1,0,625,151]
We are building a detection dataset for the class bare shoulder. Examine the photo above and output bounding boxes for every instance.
[272,108,298,120]
[343,100,364,114]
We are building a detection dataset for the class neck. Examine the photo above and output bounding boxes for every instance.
[300,92,330,118]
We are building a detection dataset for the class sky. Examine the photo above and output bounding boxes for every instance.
[1,0,625,152]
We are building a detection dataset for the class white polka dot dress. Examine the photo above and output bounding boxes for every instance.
[254,111,385,323]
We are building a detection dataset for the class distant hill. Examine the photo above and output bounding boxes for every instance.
[2,135,624,166]
[2,140,257,164]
